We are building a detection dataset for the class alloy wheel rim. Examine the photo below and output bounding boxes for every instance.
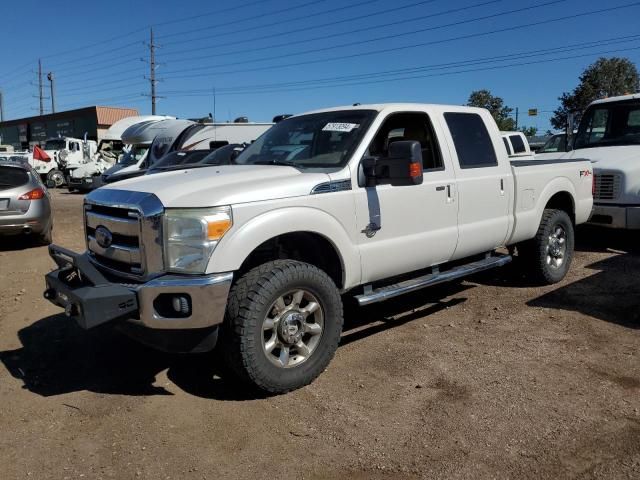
[261,289,324,368]
[546,224,567,269]
[51,172,64,187]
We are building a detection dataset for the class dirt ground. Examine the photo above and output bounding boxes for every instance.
[0,190,639,480]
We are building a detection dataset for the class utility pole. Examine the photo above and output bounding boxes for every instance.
[150,28,157,115]
[47,72,56,113]
[515,107,519,130]
[38,59,44,115]
[0,90,4,122]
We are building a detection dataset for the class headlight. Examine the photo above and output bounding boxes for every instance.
[164,206,232,274]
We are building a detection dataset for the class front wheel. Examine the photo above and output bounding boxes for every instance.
[520,209,574,284]
[47,169,65,188]
[222,260,343,394]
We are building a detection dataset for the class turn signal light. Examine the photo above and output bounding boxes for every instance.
[207,218,232,240]
[18,188,45,200]
[409,162,422,178]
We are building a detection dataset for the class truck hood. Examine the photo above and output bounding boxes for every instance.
[101,165,330,207]
[567,146,640,171]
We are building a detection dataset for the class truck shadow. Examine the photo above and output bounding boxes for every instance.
[526,254,640,329]
[0,235,43,252]
[0,283,472,401]
[574,225,640,254]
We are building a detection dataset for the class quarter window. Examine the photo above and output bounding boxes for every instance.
[444,113,498,168]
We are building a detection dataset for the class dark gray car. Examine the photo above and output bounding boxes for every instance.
[0,161,53,244]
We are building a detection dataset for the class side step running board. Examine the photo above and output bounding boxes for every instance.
[354,254,512,306]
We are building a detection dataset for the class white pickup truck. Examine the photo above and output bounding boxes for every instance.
[561,94,640,229]
[43,103,593,393]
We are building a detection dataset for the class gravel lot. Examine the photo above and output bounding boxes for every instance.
[0,190,639,479]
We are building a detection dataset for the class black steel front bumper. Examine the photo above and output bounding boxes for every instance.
[44,245,233,335]
[44,245,139,329]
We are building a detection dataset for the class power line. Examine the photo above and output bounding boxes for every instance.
[164,1,640,79]
[161,0,391,50]
[164,0,501,65]
[157,0,334,41]
[163,0,565,75]
[152,0,279,30]
[163,34,640,95]
[167,45,640,98]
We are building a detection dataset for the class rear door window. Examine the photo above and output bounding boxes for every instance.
[509,134,526,153]
[0,166,29,190]
[444,112,498,168]
[502,137,512,155]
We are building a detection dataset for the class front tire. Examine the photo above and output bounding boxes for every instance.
[222,260,343,394]
[520,209,574,284]
[47,169,64,188]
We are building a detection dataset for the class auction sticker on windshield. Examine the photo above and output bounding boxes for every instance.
[322,123,359,132]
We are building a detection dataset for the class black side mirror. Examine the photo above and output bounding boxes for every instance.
[361,140,424,187]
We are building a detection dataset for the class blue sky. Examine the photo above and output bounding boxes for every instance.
[1,0,639,132]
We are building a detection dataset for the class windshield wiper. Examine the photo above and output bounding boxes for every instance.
[252,160,303,168]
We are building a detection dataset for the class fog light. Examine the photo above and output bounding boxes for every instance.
[172,296,190,315]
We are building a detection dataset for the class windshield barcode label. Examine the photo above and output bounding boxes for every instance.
[322,123,359,132]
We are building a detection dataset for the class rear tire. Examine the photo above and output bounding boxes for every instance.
[221,260,343,394]
[38,223,52,245]
[520,209,574,284]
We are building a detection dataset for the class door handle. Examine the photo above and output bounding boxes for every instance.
[500,178,505,195]
[436,185,446,191]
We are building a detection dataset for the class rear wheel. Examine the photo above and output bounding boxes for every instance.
[38,223,52,245]
[520,209,574,284]
[222,260,343,394]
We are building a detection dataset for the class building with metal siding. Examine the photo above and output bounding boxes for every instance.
[0,106,139,149]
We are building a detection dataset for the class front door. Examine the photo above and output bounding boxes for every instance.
[352,111,459,283]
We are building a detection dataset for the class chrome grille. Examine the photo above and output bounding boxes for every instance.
[84,189,164,281]
[594,173,622,201]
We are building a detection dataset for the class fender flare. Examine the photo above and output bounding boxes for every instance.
[207,206,361,290]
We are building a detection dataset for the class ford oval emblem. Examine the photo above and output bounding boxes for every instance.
[95,226,113,249]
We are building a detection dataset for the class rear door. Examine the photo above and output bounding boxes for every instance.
[440,111,512,260]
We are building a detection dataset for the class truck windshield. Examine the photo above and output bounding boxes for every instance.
[44,139,66,150]
[118,145,148,166]
[234,110,376,169]
[575,101,640,149]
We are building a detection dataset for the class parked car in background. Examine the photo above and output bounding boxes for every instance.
[146,143,245,174]
[105,120,271,184]
[44,103,593,393]
[501,131,534,159]
[100,119,195,185]
[561,93,640,229]
[534,134,569,160]
[0,161,52,244]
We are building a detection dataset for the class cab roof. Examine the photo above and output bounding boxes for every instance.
[299,102,487,116]
[590,93,640,105]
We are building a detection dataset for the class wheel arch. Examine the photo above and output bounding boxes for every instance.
[207,207,360,290]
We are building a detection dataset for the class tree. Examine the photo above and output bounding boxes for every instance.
[467,89,515,130]
[551,57,639,130]
[519,126,538,137]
